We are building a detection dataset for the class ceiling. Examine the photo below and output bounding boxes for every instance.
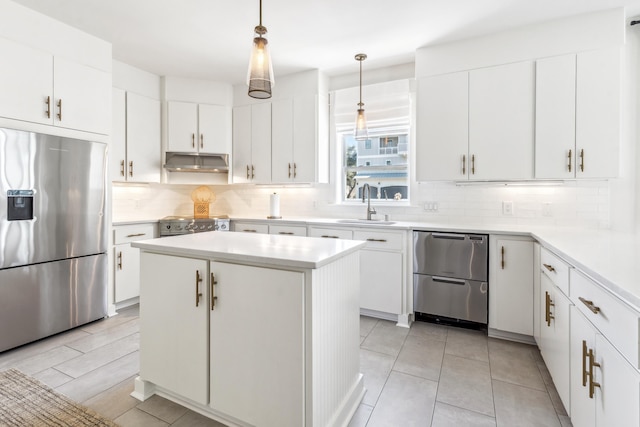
[11,0,640,85]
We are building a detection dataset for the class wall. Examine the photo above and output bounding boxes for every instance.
[113,9,632,231]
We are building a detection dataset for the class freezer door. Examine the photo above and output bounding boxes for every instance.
[0,128,106,268]
[413,231,488,281]
[0,253,107,352]
[413,274,488,324]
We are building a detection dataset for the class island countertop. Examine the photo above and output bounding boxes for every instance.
[131,231,366,269]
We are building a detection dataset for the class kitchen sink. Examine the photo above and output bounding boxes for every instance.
[336,219,396,225]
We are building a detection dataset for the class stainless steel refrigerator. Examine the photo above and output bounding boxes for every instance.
[0,127,107,353]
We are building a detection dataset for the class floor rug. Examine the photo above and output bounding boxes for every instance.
[0,368,118,426]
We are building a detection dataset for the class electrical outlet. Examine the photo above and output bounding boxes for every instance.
[502,201,513,215]
[423,202,439,212]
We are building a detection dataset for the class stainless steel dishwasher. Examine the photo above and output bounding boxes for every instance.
[413,231,489,325]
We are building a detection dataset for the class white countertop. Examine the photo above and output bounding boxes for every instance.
[120,215,640,312]
[131,231,366,270]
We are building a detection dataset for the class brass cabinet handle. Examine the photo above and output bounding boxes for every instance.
[195,270,203,307]
[582,340,588,387]
[251,165,255,179]
[210,272,217,310]
[568,149,572,173]
[192,133,195,148]
[579,297,601,315]
[462,154,466,175]
[588,348,601,398]
[543,263,556,272]
[242,229,257,233]
[366,238,387,242]
[501,246,505,269]
[56,99,62,121]
[579,149,585,172]
[288,163,292,178]
[45,96,51,119]
[293,163,297,178]
[120,160,125,177]
[278,232,295,235]
[117,251,123,270]
[129,161,134,177]
[246,165,250,179]
[125,233,146,238]
[321,235,339,239]
[471,154,476,175]
[545,291,555,326]
[200,134,204,149]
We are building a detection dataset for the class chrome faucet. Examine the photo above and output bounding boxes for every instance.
[362,184,377,220]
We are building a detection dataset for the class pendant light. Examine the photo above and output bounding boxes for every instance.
[354,53,369,140]
[247,0,274,99]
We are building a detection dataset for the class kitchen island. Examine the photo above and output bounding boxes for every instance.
[131,231,366,427]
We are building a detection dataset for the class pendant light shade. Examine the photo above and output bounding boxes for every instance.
[354,53,369,140]
[247,0,274,99]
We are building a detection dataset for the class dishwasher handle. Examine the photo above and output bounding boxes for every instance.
[431,276,467,285]
[431,233,465,240]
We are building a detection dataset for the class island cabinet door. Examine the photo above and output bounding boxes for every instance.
[209,261,305,427]
[139,253,209,405]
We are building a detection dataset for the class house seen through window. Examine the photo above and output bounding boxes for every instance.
[334,80,411,202]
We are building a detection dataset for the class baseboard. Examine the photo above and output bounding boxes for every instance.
[488,328,536,345]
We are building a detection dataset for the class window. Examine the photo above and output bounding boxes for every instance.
[334,80,411,202]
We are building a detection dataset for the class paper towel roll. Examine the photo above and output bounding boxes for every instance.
[269,193,281,218]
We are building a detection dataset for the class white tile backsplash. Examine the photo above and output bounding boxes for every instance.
[112,180,610,229]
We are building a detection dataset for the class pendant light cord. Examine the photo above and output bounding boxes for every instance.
[359,60,363,107]
[259,0,262,27]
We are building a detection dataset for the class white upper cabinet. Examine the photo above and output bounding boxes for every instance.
[416,72,469,181]
[0,37,52,125]
[469,61,535,180]
[167,101,231,154]
[232,103,271,184]
[0,37,110,135]
[272,95,318,183]
[575,47,621,178]
[53,57,111,135]
[535,48,621,179]
[111,89,161,183]
[535,54,577,179]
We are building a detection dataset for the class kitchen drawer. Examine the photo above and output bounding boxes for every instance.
[540,247,571,296]
[233,222,269,234]
[308,227,353,240]
[353,229,404,251]
[114,223,156,244]
[570,269,640,368]
[269,224,307,236]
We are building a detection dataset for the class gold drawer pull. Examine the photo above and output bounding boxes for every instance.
[195,270,203,307]
[501,246,505,269]
[56,99,62,121]
[278,232,294,235]
[246,165,250,179]
[45,96,51,118]
[567,149,572,172]
[288,163,292,178]
[321,235,339,239]
[129,161,134,177]
[366,238,387,242]
[579,297,601,314]
[126,233,147,238]
[579,149,585,173]
[242,229,257,233]
[462,154,466,175]
[120,160,125,176]
[543,263,556,272]
[117,251,123,270]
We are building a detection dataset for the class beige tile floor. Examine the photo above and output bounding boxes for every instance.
[0,306,572,427]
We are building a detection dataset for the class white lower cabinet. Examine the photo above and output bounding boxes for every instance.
[354,229,404,316]
[269,224,307,236]
[113,223,156,304]
[539,274,572,413]
[489,236,534,336]
[209,261,304,426]
[232,221,269,234]
[139,253,209,405]
[570,306,640,427]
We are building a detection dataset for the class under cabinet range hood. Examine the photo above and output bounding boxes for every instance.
[164,152,229,173]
